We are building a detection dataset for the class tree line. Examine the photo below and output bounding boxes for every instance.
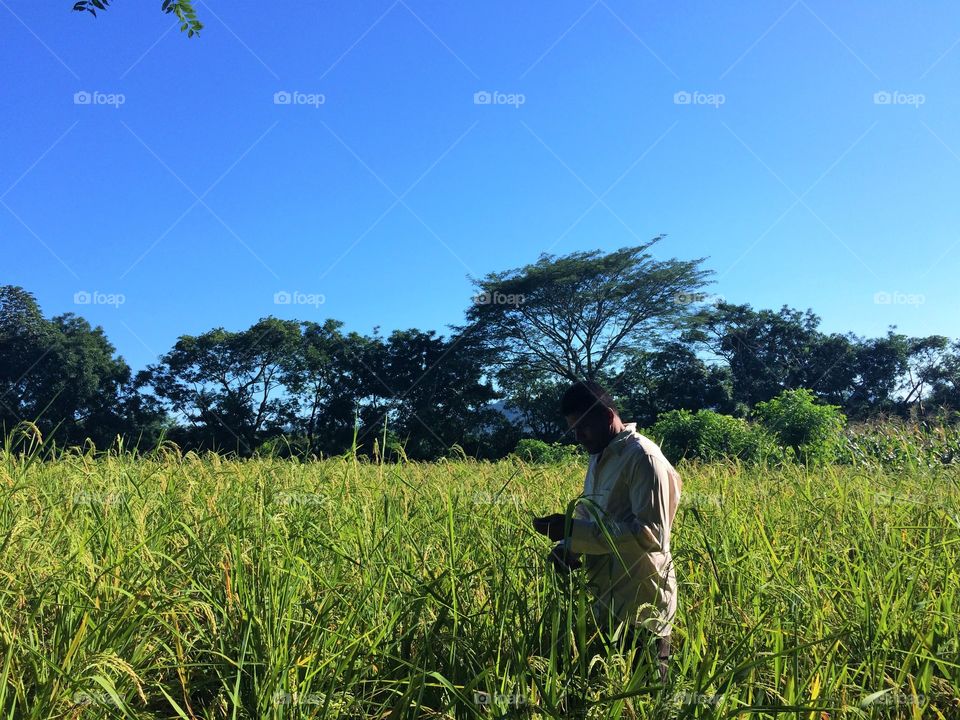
[3,239,959,459]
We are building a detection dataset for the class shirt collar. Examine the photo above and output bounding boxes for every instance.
[593,422,638,461]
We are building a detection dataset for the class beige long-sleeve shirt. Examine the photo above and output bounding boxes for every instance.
[562,422,681,638]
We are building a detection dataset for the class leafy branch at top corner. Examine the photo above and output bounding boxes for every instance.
[72,0,203,37]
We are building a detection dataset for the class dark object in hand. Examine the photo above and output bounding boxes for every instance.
[547,544,582,573]
[532,513,567,541]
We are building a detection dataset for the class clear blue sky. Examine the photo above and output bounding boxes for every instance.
[3,0,959,372]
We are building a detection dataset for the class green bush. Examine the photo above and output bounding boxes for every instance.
[753,388,846,464]
[648,409,776,464]
[512,438,582,464]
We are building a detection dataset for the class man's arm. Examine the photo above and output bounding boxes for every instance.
[566,453,670,555]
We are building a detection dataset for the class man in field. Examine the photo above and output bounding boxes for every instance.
[533,380,681,683]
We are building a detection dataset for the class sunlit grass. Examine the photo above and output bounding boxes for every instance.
[1,424,958,718]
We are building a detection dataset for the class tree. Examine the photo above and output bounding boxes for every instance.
[281,319,351,456]
[495,366,569,442]
[843,331,910,419]
[140,317,301,454]
[73,0,202,37]
[610,341,733,427]
[899,335,950,415]
[381,328,502,459]
[926,340,960,415]
[0,286,55,431]
[44,313,144,448]
[0,285,161,449]
[285,325,394,457]
[464,239,712,382]
[691,302,829,408]
[690,302,891,414]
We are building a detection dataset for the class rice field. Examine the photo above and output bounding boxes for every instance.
[1,430,959,718]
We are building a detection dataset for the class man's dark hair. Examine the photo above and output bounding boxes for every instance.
[560,380,618,418]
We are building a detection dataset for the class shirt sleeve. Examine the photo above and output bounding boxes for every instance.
[566,452,668,555]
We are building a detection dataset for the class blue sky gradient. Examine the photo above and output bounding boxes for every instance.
[3,0,959,372]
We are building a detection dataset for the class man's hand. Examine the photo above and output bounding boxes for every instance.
[547,543,582,573]
[532,513,568,542]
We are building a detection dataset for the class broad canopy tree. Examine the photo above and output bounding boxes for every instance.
[464,238,713,383]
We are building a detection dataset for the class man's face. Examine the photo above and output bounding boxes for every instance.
[565,408,613,454]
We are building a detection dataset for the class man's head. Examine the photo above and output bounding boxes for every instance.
[560,380,624,454]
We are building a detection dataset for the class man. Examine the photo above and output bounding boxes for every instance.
[533,380,682,683]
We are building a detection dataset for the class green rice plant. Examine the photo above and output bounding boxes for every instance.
[0,422,957,718]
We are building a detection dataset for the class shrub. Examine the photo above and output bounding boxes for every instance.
[512,438,582,463]
[753,388,846,464]
[648,409,776,464]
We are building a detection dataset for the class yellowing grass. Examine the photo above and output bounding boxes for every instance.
[0,447,958,718]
